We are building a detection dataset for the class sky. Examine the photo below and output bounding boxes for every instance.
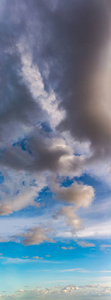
[0,0,111,299]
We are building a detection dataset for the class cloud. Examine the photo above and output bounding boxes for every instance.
[77,241,95,248]
[51,181,94,232]
[100,244,111,250]
[17,46,65,130]
[0,134,69,173]
[59,206,83,232]
[0,40,43,144]
[51,0,111,160]
[52,181,95,208]
[0,172,46,216]
[76,220,111,239]
[0,225,54,247]
[32,256,43,259]
[0,208,111,242]
[0,255,58,265]
[0,186,39,216]
[13,227,54,246]
[61,246,74,250]
[60,268,87,273]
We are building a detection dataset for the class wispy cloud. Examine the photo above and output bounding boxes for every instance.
[60,268,87,273]
[100,244,111,250]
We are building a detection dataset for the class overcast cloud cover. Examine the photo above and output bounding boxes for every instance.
[0,0,111,298]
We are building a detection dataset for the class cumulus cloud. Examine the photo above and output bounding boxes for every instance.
[51,181,94,231]
[13,227,54,246]
[52,181,95,208]
[77,241,95,248]
[61,246,74,250]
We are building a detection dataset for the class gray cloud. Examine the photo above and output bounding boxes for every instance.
[0,134,69,173]
[28,0,111,162]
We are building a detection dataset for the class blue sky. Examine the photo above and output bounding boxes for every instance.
[0,0,111,299]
